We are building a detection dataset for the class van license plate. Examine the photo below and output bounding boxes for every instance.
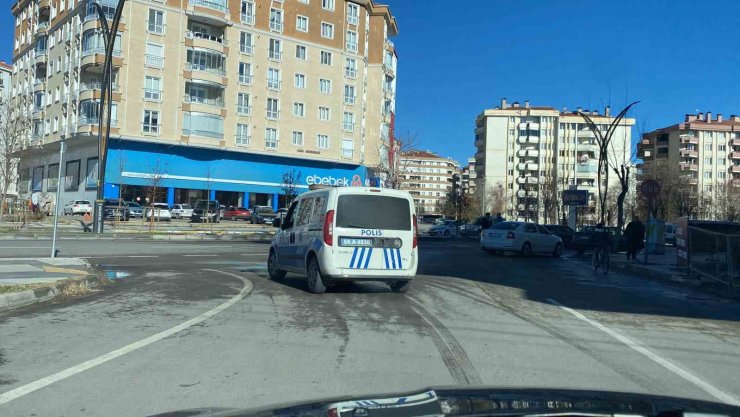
[339,237,373,247]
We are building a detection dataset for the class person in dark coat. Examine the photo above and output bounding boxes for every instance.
[482,212,493,230]
[624,216,645,261]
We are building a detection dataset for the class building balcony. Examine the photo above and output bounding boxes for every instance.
[34,51,47,66]
[640,138,652,145]
[474,151,485,161]
[241,12,255,25]
[33,80,45,92]
[183,95,226,117]
[679,149,699,158]
[689,177,699,185]
[730,165,740,174]
[516,176,539,185]
[77,116,120,136]
[78,81,121,101]
[182,128,223,140]
[517,149,539,158]
[186,0,229,25]
[576,129,595,138]
[474,137,484,148]
[269,19,283,32]
[517,136,540,145]
[577,163,599,174]
[517,190,538,198]
[517,163,538,171]
[732,152,740,160]
[679,162,699,172]
[185,30,228,54]
[680,134,699,145]
[38,0,50,9]
[732,139,740,147]
[382,61,395,78]
[184,63,227,85]
[578,142,599,152]
[81,47,123,70]
[35,20,49,35]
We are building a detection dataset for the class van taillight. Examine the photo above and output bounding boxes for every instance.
[506,231,515,239]
[412,216,418,248]
[323,210,335,246]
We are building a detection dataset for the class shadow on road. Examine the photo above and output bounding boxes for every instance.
[418,240,740,323]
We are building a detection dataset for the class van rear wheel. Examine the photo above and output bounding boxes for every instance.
[390,280,411,293]
[268,250,286,281]
[307,257,327,294]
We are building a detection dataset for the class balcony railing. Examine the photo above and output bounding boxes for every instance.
[237,105,252,116]
[732,152,740,160]
[343,122,355,132]
[78,116,118,127]
[182,128,223,139]
[679,162,699,171]
[241,13,254,25]
[344,96,356,105]
[186,30,225,44]
[189,0,227,13]
[266,110,280,120]
[679,149,699,158]
[144,89,161,101]
[185,62,225,76]
[269,20,283,32]
[235,134,251,145]
[577,163,598,173]
[145,55,164,68]
[345,68,357,78]
[82,47,123,57]
[268,49,282,60]
[731,165,740,173]
[183,95,224,107]
[267,79,281,90]
[680,135,699,144]
[36,21,49,30]
[240,43,254,54]
[238,74,252,84]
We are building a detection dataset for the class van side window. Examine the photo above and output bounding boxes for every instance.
[296,198,315,226]
[283,201,299,229]
[309,194,327,225]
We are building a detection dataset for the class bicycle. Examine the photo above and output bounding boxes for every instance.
[592,246,610,273]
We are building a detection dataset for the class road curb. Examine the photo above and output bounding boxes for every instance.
[0,274,102,313]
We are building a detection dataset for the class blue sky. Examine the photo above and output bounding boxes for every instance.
[2,0,738,165]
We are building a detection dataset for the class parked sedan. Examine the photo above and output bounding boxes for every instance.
[103,199,130,221]
[480,221,563,257]
[250,206,277,225]
[125,201,143,218]
[223,206,251,221]
[144,203,172,222]
[573,226,626,254]
[544,224,575,248]
[429,220,466,236]
[170,204,193,219]
[63,200,92,215]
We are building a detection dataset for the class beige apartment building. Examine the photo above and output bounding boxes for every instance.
[639,112,740,216]
[475,98,634,223]
[10,0,397,210]
[399,150,458,215]
[460,157,476,195]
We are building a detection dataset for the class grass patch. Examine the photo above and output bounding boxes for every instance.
[0,282,53,294]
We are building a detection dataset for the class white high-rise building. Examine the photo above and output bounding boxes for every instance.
[474,98,634,223]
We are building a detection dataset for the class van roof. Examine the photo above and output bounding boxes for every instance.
[300,187,413,200]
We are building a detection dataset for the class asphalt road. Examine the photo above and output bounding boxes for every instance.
[1,239,740,416]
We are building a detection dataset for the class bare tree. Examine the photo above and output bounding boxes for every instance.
[145,159,166,232]
[280,169,303,206]
[0,99,31,220]
[486,182,506,215]
[540,174,560,224]
[607,114,643,230]
[374,132,418,190]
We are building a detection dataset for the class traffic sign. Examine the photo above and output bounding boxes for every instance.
[562,190,589,206]
[640,180,661,199]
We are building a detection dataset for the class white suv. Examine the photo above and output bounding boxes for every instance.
[268,187,418,294]
[63,200,92,215]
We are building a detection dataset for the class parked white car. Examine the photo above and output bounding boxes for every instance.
[428,220,465,236]
[144,203,172,222]
[170,204,193,219]
[480,221,563,257]
[63,200,92,215]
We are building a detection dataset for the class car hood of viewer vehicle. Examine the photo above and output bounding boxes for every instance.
[150,387,740,417]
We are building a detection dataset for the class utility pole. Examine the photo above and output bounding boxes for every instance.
[51,140,65,258]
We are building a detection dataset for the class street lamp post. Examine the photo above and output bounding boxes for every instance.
[90,0,126,234]
[51,139,65,258]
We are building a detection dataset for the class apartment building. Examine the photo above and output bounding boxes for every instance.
[0,62,12,101]
[10,0,398,210]
[460,157,476,195]
[475,98,634,223]
[639,112,740,210]
[399,150,458,215]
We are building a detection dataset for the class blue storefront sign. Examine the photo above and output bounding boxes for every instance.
[103,139,370,199]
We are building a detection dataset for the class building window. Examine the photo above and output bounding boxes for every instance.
[704,157,712,165]
[343,112,354,132]
[320,22,334,38]
[318,106,330,121]
[342,139,354,158]
[144,76,161,101]
[293,102,305,117]
[48,163,59,191]
[267,68,281,90]
[148,9,164,34]
[292,131,304,146]
[346,31,358,52]
[237,93,251,115]
[31,166,44,192]
[319,78,331,94]
[704,185,713,193]
[266,98,280,120]
[64,160,80,191]
[238,62,252,84]
[719,144,727,152]
[705,144,713,151]
[347,3,359,25]
[719,158,726,166]
[320,50,332,65]
[145,42,164,68]
[233,34,252,55]
[344,85,355,104]
[269,38,282,60]
[317,134,329,149]
[296,15,308,32]
[241,1,255,24]
[294,73,306,89]
[718,171,727,179]
[52,116,58,132]
[265,127,278,149]
[85,157,98,189]
[236,123,250,145]
[143,110,159,133]
[704,171,712,179]
[322,0,334,10]
[296,45,307,60]
[345,58,357,78]
[269,8,283,32]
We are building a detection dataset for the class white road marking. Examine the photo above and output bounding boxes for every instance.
[183,254,218,257]
[84,255,159,259]
[0,269,252,406]
[547,298,740,406]
[0,246,49,249]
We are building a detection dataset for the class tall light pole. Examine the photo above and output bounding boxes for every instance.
[90,0,126,234]
[50,139,65,258]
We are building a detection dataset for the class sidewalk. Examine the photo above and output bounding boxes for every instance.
[0,257,102,313]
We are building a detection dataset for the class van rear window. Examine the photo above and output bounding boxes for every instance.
[336,195,411,231]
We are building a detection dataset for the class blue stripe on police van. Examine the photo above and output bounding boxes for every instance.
[389,247,396,269]
[396,248,403,269]
[357,248,366,269]
[383,248,390,269]
[363,248,373,269]
[349,247,359,268]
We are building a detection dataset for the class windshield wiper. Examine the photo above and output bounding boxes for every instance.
[345,223,372,229]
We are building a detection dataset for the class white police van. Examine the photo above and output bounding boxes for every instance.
[267,187,418,294]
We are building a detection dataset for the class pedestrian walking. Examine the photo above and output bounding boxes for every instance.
[624,216,645,261]
[482,212,493,229]
[493,212,505,224]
